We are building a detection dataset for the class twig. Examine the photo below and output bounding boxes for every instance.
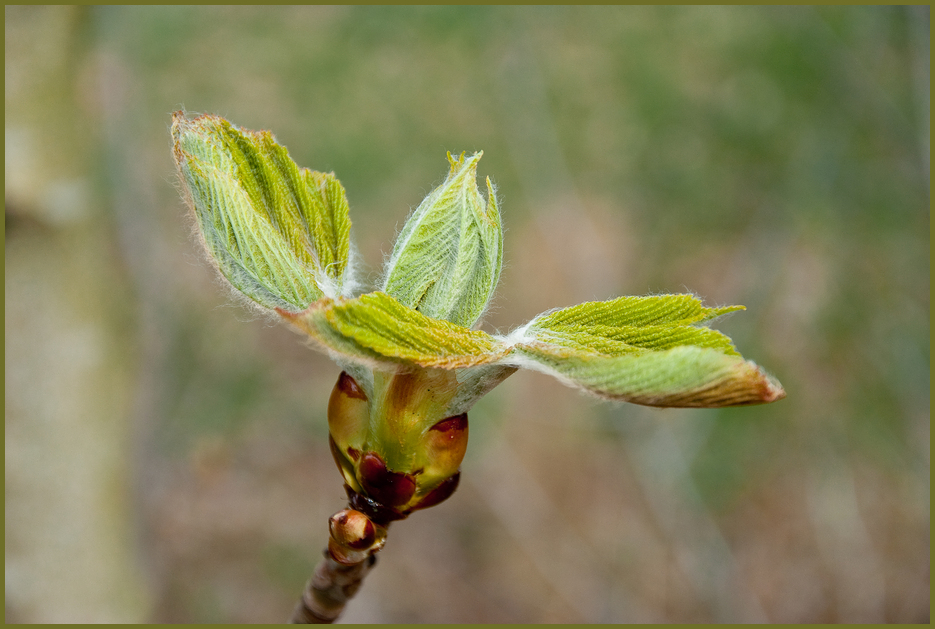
[290,506,388,624]
[289,551,377,623]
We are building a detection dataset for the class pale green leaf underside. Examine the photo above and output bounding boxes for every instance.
[513,294,783,406]
[514,342,784,407]
[173,114,351,312]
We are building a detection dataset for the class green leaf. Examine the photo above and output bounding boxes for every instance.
[281,291,509,369]
[505,294,784,407]
[524,294,745,357]
[383,152,503,329]
[172,112,353,312]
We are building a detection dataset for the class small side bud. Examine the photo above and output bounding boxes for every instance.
[329,509,376,550]
[327,509,386,565]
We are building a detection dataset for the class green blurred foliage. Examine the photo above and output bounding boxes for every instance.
[6,5,928,623]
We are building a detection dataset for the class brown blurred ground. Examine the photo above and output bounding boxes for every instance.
[5,6,929,623]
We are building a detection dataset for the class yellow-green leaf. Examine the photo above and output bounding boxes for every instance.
[523,294,744,356]
[282,291,509,369]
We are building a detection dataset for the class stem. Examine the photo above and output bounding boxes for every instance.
[289,504,389,624]
[289,550,377,624]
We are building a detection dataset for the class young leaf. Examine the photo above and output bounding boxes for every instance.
[513,343,785,407]
[281,291,510,369]
[383,152,503,329]
[172,113,353,312]
[523,294,745,357]
[504,294,784,407]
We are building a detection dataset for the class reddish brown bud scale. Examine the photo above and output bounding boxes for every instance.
[346,486,409,526]
[412,472,461,510]
[337,371,367,401]
[358,452,417,507]
[430,412,467,435]
[357,451,385,482]
[328,372,370,473]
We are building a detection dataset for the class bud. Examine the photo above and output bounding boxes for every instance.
[383,152,502,329]
[329,509,376,550]
[327,509,386,565]
[326,369,472,519]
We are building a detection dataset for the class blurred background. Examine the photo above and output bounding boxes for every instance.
[5,5,929,623]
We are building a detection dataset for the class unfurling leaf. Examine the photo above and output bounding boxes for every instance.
[172,112,353,312]
[506,294,784,407]
[383,152,502,329]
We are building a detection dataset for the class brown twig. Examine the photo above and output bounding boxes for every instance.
[289,506,388,624]
[289,550,377,623]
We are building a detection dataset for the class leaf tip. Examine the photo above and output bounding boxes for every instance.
[735,360,786,405]
[757,371,786,403]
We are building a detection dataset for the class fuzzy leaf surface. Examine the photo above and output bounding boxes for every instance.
[525,294,744,356]
[509,295,784,407]
[172,113,352,312]
[383,152,502,328]
[283,291,509,369]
